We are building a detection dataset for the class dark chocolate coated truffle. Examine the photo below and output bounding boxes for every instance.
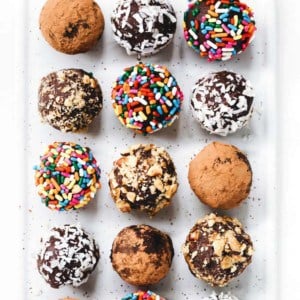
[111,0,177,56]
[111,224,174,285]
[182,213,254,287]
[37,224,100,288]
[109,144,178,216]
[38,69,103,132]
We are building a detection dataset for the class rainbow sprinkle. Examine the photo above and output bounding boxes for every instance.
[111,62,184,134]
[34,142,101,211]
[183,0,256,61]
[122,291,165,300]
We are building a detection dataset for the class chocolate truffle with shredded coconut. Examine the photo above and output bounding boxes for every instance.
[37,224,99,288]
[111,0,177,56]
[190,71,254,136]
[38,69,103,132]
[109,144,178,216]
[182,213,254,287]
[203,292,239,300]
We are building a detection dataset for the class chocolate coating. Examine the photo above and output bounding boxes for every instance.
[109,144,178,216]
[182,213,254,287]
[111,224,174,285]
[37,224,99,288]
[111,0,177,56]
[38,69,103,132]
[191,71,254,136]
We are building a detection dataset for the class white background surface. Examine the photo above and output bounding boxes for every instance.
[0,0,299,299]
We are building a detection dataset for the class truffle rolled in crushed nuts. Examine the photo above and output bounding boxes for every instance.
[182,213,254,287]
[39,0,105,54]
[38,69,103,132]
[110,224,174,285]
[188,141,252,210]
[109,144,178,216]
[37,224,100,288]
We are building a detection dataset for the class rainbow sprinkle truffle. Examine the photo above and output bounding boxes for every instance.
[111,62,184,134]
[34,142,101,211]
[183,0,256,61]
[122,291,165,300]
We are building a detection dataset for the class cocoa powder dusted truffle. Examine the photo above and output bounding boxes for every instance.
[111,224,174,285]
[111,0,177,57]
[38,69,103,132]
[109,144,178,216]
[182,213,254,287]
[39,0,105,54]
[37,224,100,288]
[188,142,252,210]
[191,71,254,136]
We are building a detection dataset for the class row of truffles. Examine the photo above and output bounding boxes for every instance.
[39,0,256,62]
[37,215,253,290]
[34,141,252,212]
[38,66,254,136]
[60,291,238,300]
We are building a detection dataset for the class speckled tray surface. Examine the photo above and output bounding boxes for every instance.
[21,0,278,299]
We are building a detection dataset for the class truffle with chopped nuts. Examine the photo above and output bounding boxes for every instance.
[182,213,254,287]
[109,144,178,216]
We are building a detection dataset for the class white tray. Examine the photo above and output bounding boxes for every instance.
[14,0,280,299]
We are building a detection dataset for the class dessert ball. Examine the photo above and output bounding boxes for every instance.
[204,292,239,300]
[111,62,184,134]
[34,142,101,211]
[37,224,100,288]
[109,144,178,216]
[60,298,79,300]
[38,69,103,132]
[111,224,174,285]
[183,0,256,61]
[191,71,254,136]
[39,0,105,54]
[182,213,254,287]
[188,142,252,210]
[111,0,177,56]
[121,291,165,300]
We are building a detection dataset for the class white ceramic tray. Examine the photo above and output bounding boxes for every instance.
[17,0,279,299]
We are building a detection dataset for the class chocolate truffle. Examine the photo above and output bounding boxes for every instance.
[190,71,254,136]
[183,0,256,61]
[122,291,165,300]
[39,0,105,54]
[204,292,239,300]
[37,224,100,288]
[111,0,177,57]
[111,62,184,134]
[182,213,254,287]
[188,142,252,210]
[111,224,174,285]
[109,144,178,216]
[34,142,101,211]
[38,69,103,132]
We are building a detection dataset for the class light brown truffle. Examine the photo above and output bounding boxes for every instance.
[110,224,174,286]
[39,0,105,54]
[182,213,254,287]
[188,142,252,210]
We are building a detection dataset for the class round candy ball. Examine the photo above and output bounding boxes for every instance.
[111,0,177,56]
[111,224,174,285]
[183,0,256,61]
[109,144,178,216]
[182,213,254,287]
[38,69,103,132]
[39,0,105,54]
[37,224,100,288]
[190,71,254,136]
[34,142,101,211]
[188,141,252,210]
[111,62,184,134]
[204,292,239,300]
[121,291,165,300]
